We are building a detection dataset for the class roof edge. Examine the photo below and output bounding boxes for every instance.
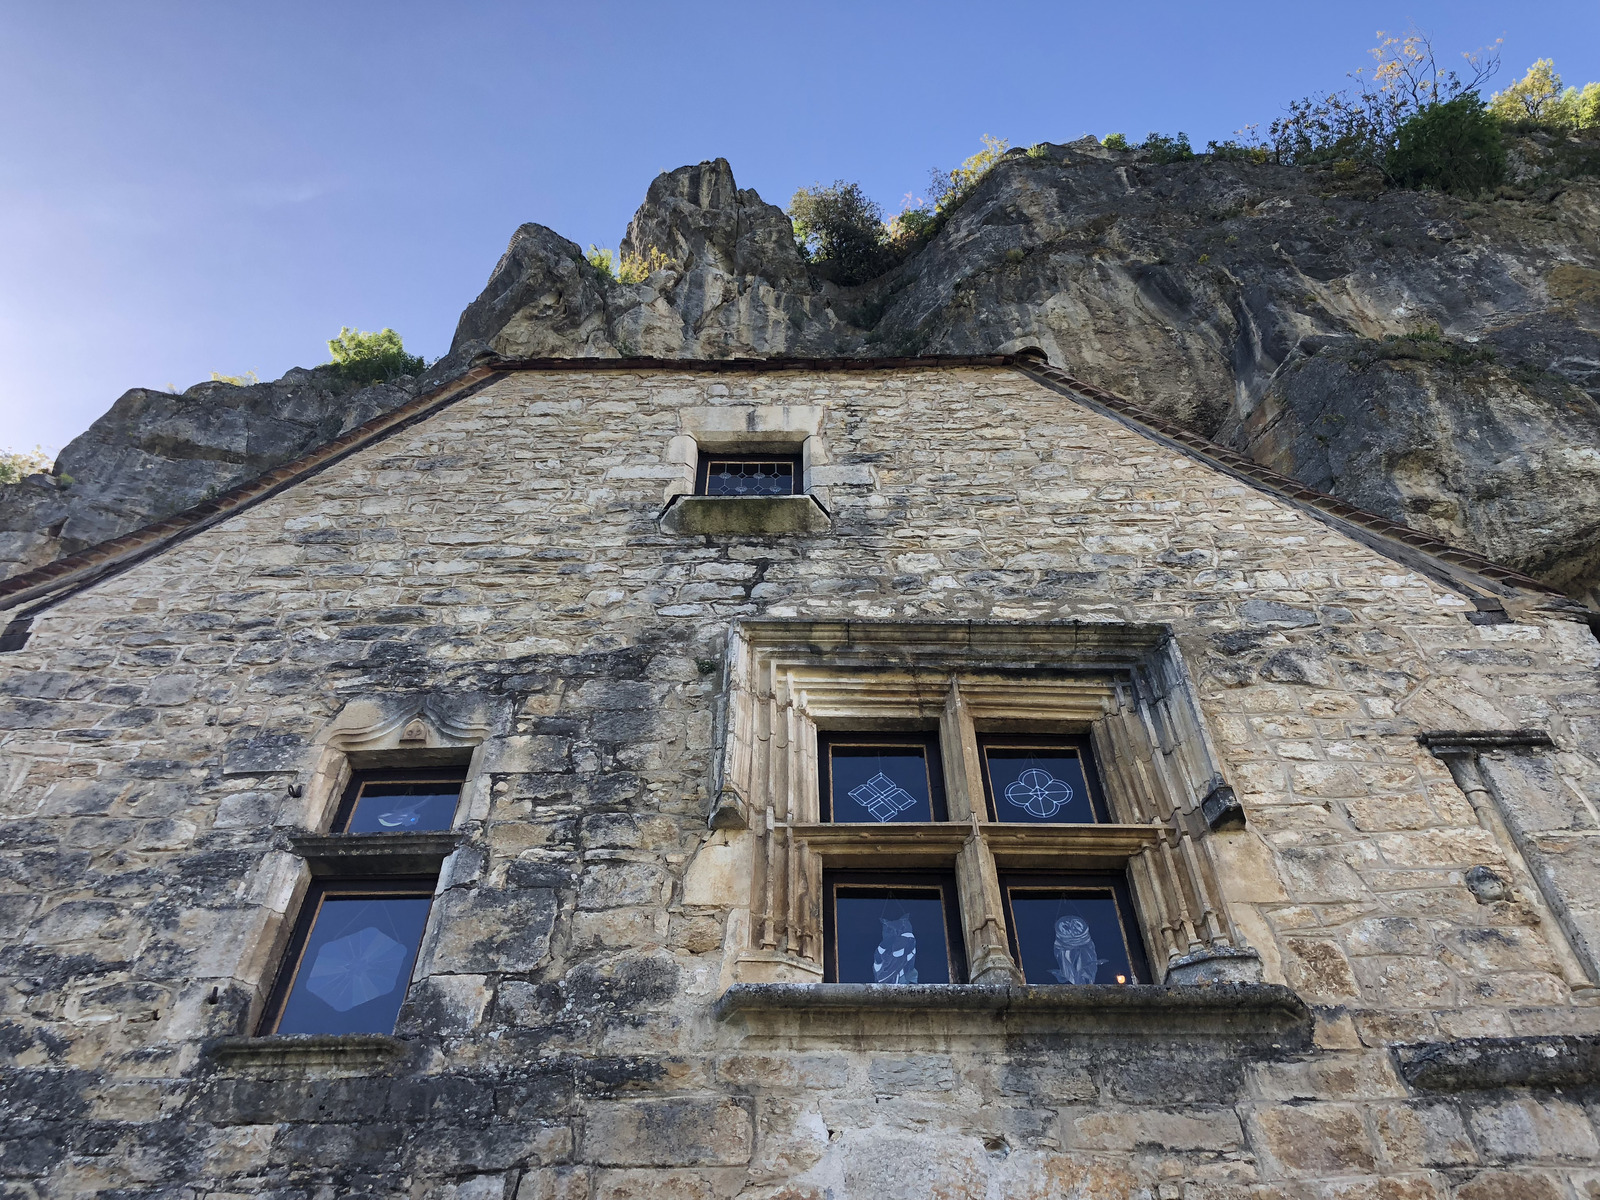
[0,352,1572,618]
[1014,360,1569,604]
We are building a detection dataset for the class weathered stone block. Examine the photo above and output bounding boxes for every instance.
[583,1099,753,1167]
[422,887,557,974]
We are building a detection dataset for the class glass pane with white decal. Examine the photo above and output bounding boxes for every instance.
[819,733,947,823]
[335,768,466,834]
[823,872,966,984]
[1000,874,1149,986]
[978,735,1108,825]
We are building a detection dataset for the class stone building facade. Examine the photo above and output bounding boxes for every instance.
[3,354,1600,1199]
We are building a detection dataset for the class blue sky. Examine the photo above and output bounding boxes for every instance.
[2,1,1596,454]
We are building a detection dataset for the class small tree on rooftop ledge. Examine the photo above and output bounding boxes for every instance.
[327,327,426,386]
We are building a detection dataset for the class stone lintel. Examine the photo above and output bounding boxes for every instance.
[288,832,461,876]
[1415,729,1556,754]
[660,494,831,536]
[206,1033,406,1071]
[1395,1034,1600,1091]
[712,982,1311,1042]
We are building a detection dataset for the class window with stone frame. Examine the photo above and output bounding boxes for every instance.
[695,452,802,498]
[260,763,468,1036]
[709,620,1263,988]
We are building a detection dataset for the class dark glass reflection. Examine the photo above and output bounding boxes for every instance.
[828,744,933,823]
[984,747,1094,824]
[276,894,432,1035]
[833,889,951,984]
[703,460,795,497]
[1008,891,1135,985]
[345,781,461,833]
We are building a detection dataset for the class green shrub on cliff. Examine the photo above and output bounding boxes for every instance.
[788,181,895,285]
[1388,92,1506,194]
[327,327,426,386]
[1141,132,1194,164]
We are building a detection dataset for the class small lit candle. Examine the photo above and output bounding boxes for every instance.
[1115,974,1126,984]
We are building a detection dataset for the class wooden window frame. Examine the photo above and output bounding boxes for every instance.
[329,765,469,835]
[998,870,1152,986]
[821,870,967,984]
[817,731,948,823]
[258,875,437,1036]
[711,620,1261,988]
[976,732,1111,825]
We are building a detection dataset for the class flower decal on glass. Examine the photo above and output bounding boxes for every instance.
[1049,914,1105,985]
[305,926,408,1012]
[1004,767,1074,819]
[873,914,918,983]
[849,772,921,822]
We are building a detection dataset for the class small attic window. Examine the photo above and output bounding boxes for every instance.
[696,453,801,497]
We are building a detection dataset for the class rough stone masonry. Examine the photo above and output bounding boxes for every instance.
[3,359,1600,1199]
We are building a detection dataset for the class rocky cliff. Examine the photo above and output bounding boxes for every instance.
[6,135,1600,604]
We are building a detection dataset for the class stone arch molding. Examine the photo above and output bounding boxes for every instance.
[322,694,496,753]
[299,693,502,832]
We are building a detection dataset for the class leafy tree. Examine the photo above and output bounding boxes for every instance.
[1489,58,1565,122]
[326,327,426,386]
[0,446,52,485]
[1490,60,1600,129]
[788,181,895,285]
[1102,133,1130,151]
[928,134,1010,215]
[1387,92,1507,194]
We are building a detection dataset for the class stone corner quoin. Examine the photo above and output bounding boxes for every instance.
[4,361,1600,1199]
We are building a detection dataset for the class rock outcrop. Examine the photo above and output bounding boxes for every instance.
[6,138,1600,605]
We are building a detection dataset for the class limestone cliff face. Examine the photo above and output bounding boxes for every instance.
[6,139,1600,604]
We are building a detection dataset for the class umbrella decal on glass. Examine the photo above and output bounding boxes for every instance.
[376,798,429,828]
[305,926,408,1012]
[1005,767,1074,820]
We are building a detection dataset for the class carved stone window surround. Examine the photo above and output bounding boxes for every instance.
[239,696,495,1037]
[709,620,1261,989]
[659,403,854,535]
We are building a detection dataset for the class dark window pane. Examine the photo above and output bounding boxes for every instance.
[984,747,1096,824]
[827,744,934,823]
[345,781,461,833]
[1007,891,1137,985]
[833,890,951,984]
[275,894,432,1035]
[702,459,795,497]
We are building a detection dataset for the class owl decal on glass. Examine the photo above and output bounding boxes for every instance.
[1049,914,1105,985]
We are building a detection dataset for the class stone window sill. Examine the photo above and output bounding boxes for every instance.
[206,1034,406,1071]
[660,493,832,535]
[712,983,1311,1044]
[288,831,461,876]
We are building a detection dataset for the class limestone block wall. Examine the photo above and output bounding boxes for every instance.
[3,365,1600,1198]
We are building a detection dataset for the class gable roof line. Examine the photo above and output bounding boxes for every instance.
[1013,360,1564,603]
[0,364,507,616]
[0,353,1566,622]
